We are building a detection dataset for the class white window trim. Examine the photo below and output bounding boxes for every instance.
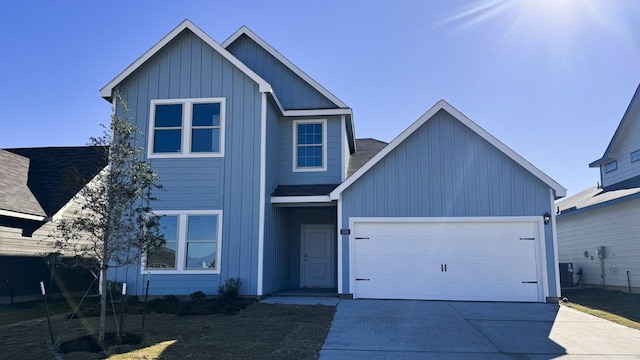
[631,150,640,163]
[292,119,327,172]
[142,210,223,275]
[148,98,226,158]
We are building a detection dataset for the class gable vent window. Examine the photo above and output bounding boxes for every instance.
[293,119,327,172]
[631,150,640,163]
[149,98,225,158]
[604,160,617,173]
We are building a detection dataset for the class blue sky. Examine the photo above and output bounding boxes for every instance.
[1,0,639,197]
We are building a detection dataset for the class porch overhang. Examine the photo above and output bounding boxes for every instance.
[271,195,333,205]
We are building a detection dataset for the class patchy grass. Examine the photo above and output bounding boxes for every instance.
[0,301,336,359]
[0,296,92,325]
[561,288,640,330]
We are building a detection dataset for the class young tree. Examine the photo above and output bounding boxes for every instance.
[51,91,164,341]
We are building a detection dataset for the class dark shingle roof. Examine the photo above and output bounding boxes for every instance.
[0,150,46,217]
[272,184,340,197]
[347,138,388,177]
[2,146,107,217]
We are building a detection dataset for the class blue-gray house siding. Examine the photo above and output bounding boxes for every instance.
[112,29,263,296]
[278,115,343,185]
[226,34,337,110]
[339,109,558,297]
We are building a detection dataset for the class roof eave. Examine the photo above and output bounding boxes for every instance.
[331,100,567,200]
[0,209,47,221]
[222,25,349,109]
[100,20,272,102]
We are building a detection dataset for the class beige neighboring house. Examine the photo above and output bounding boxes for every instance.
[0,146,106,303]
[557,84,640,293]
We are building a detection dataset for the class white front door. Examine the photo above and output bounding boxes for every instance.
[301,225,335,288]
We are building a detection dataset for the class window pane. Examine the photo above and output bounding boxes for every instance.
[185,242,216,269]
[191,128,220,153]
[632,150,640,163]
[155,104,183,127]
[605,161,617,173]
[158,216,178,241]
[193,103,221,127]
[154,129,181,153]
[147,241,176,269]
[187,215,217,240]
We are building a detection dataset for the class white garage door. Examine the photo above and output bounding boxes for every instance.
[352,219,543,302]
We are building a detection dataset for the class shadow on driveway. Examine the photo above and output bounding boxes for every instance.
[320,300,640,359]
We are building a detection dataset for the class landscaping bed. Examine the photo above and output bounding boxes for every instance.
[0,298,336,359]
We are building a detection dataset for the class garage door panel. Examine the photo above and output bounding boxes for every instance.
[353,220,541,302]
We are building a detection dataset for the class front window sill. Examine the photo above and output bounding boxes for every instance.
[142,269,220,275]
[148,152,224,159]
[293,166,327,172]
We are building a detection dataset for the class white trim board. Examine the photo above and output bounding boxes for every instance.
[222,26,349,109]
[100,20,272,100]
[0,209,46,221]
[330,100,567,200]
[271,195,331,204]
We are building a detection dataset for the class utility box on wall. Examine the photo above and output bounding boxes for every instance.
[559,262,574,288]
[596,246,606,258]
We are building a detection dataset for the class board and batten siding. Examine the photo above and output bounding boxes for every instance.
[601,111,640,187]
[339,109,558,295]
[557,199,640,291]
[278,116,342,185]
[262,99,291,294]
[226,34,336,110]
[113,29,263,296]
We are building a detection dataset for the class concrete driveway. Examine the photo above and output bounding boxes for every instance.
[320,300,640,359]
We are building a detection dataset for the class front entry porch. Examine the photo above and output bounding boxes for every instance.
[263,205,338,295]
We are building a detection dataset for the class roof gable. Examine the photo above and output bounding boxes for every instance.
[331,100,566,199]
[222,26,348,109]
[100,20,271,101]
[590,83,640,167]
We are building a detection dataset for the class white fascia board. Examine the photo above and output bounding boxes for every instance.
[330,100,567,200]
[271,195,331,204]
[268,92,352,117]
[589,84,640,168]
[0,209,46,221]
[222,25,349,109]
[283,108,353,117]
[100,20,272,100]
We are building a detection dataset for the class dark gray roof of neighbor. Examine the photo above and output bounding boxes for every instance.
[272,184,340,197]
[347,138,388,177]
[1,146,107,218]
[0,150,47,217]
[556,176,640,219]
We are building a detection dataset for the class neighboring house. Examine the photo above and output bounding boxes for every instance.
[102,20,566,303]
[557,84,640,293]
[0,146,106,303]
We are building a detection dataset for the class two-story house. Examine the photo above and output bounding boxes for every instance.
[557,84,640,293]
[102,20,566,303]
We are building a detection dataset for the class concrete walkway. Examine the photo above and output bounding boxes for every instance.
[320,300,640,359]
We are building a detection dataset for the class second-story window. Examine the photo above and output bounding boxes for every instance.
[293,119,327,171]
[604,160,617,173]
[149,98,225,158]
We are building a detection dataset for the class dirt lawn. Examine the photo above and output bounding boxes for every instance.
[0,302,336,360]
